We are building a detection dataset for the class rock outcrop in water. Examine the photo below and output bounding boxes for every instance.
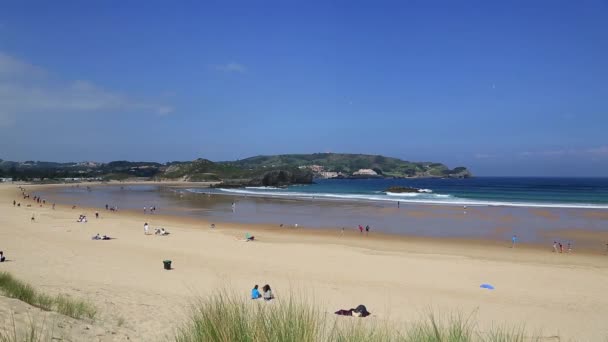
[384,186,423,193]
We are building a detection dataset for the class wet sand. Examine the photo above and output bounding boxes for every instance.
[2,182,608,341]
[37,183,608,252]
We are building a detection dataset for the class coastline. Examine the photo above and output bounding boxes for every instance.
[2,182,608,340]
[31,181,608,253]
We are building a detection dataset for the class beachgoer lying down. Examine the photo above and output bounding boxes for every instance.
[334,304,371,317]
[245,233,255,241]
[0,251,5,262]
[155,228,170,236]
[91,234,112,240]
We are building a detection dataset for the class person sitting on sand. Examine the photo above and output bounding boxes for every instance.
[0,251,5,262]
[262,284,274,301]
[92,234,101,240]
[245,233,255,242]
[251,285,262,299]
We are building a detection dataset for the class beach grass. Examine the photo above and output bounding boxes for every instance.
[174,292,542,342]
[0,272,96,320]
[54,295,97,320]
[0,314,50,342]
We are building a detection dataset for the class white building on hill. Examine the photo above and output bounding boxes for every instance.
[353,169,377,176]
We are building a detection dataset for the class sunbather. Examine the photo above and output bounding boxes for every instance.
[251,285,262,299]
[262,284,274,301]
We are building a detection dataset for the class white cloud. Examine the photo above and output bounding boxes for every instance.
[0,51,174,127]
[0,52,46,77]
[518,146,608,159]
[213,62,247,73]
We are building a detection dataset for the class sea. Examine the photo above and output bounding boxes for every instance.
[206,177,608,209]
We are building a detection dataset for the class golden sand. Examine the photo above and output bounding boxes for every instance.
[1,183,608,341]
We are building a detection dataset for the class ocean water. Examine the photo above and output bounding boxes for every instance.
[206,177,608,209]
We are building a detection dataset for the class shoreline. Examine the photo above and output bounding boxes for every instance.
[11,182,608,256]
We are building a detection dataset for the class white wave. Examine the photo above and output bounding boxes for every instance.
[418,188,433,193]
[245,186,281,190]
[213,188,608,209]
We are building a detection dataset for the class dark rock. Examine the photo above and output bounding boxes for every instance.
[384,186,421,193]
[213,169,313,188]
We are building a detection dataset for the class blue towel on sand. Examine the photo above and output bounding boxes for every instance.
[480,284,495,290]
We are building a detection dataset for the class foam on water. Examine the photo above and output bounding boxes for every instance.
[185,187,608,209]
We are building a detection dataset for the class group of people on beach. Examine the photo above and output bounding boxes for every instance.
[251,284,274,301]
[143,222,170,236]
[553,241,573,253]
[105,204,119,212]
[77,214,88,223]
[358,224,371,234]
[143,206,157,214]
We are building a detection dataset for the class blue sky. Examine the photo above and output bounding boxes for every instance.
[1,1,607,176]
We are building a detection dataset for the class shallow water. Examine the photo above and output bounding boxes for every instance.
[36,184,608,248]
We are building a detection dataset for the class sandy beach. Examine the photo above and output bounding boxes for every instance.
[1,182,608,341]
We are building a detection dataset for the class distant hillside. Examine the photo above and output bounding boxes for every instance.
[0,153,471,184]
[224,153,471,179]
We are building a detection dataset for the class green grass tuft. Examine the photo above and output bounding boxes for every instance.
[0,272,96,320]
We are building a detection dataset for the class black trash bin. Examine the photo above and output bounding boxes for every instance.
[163,260,172,270]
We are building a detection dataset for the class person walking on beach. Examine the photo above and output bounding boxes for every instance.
[559,242,563,253]
[397,201,400,208]
[359,225,363,234]
[231,202,236,212]
[52,203,55,210]
[144,222,149,235]
[95,211,99,219]
[553,241,558,253]
[144,206,147,214]
[340,227,345,237]
[567,242,572,253]
[511,235,518,248]
[13,200,16,207]
[365,225,370,235]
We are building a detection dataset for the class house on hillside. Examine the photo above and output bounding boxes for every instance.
[353,169,377,176]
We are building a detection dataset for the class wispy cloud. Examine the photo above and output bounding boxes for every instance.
[0,51,173,127]
[212,62,247,73]
[519,146,608,159]
[474,153,495,159]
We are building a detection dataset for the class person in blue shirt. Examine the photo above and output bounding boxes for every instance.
[251,285,261,299]
[511,235,518,248]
